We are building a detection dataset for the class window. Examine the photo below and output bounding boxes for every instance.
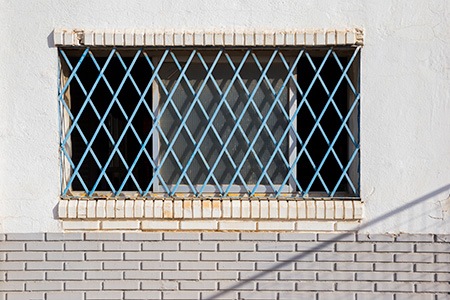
[59,46,360,198]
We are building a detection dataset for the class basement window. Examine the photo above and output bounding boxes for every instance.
[59,46,360,198]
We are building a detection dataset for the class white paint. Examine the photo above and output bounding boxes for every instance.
[0,0,449,233]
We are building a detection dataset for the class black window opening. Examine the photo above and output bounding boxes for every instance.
[59,47,360,198]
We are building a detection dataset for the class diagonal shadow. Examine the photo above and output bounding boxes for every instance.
[207,184,450,299]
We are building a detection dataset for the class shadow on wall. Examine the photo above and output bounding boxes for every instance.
[208,184,450,299]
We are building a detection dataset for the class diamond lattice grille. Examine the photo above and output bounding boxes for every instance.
[59,47,360,198]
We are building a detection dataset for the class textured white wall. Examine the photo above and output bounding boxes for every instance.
[0,0,449,233]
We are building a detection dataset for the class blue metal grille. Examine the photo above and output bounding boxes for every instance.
[59,47,360,198]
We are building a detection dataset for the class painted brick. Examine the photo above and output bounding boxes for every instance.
[86,271,123,280]
[258,221,295,231]
[162,271,200,280]
[435,253,450,263]
[179,281,216,290]
[0,242,24,251]
[124,252,160,261]
[395,294,434,300]
[296,261,334,271]
[85,232,122,241]
[124,291,161,299]
[179,261,216,271]
[436,234,450,242]
[318,232,355,242]
[103,280,140,290]
[25,281,62,291]
[124,270,160,280]
[142,261,178,270]
[142,220,179,230]
[336,282,373,291]
[296,281,334,291]
[241,232,277,241]
[180,220,217,230]
[317,271,354,281]
[65,241,102,251]
[142,241,178,251]
[47,252,84,261]
[280,292,317,300]
[279,233,316,241]
[375,243,413,252]
[257,242,294,252]
[415,263,450,272]
[7,271,44,281]
[202,232,239,241]
[0,282,24,291]
[46,271,83,281]
[7,252,45,261]
[239,271,277,280]
[335,221,361,231]
[201,271,237,280]
[102,220,140,230]
[317,292,357,300]
[163,232,200,241]
[142,280,178,291]
[85,291,123,299]
[85,251,122,261]
[46,292,84,300]
[250,200,259,219]
[279,271,315,280]
[124,232,162,241]
[335,262,372,271]
[258,281,294,291]
[26,242,63,251]
[103,241,140,251]
[65,261,102,270]
[218,262,254,270]
[46,233,83,241]
[357,234,395,242]
[395,272,434,281]
[6,233,44,241]
[219,221,256,230]
[66,281,102,291]
[219,242,255,251]
[239,291,277,299]
[240,252,275,261]
[201,252,237,261]
[356,252,393,262]
[394,253,433,262]
[296,242,334,252]
[179,241,216,251]
[219,281,255,290]
[374,263,413,272]
[26,261,62,270]
[163,252,199,261]
[278,252,315,262]
[416,243,450,253]
[6,292,45,300]
[296,221,335,231]
[163,291,200,299]
[436,273,450,282]
[375,282,413,292]
[356,272,393,281]
[256,262,293,271]
[0,262,24,270]
[395,234,434,242]
[317,252,354,262]
[103,261,140,270]
[336,242,373,252]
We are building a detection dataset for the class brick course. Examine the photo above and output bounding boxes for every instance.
[0,233,448,299]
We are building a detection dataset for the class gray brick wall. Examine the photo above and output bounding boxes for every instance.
[0,233,449,299]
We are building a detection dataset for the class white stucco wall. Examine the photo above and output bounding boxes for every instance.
[0,0,449,233]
